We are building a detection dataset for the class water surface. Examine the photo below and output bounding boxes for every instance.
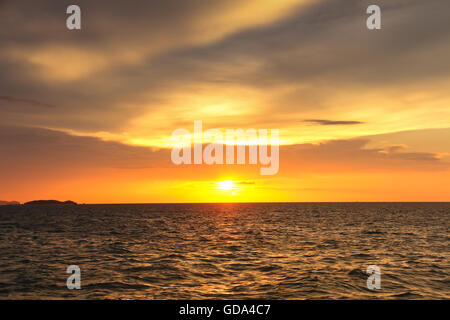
[0,203,448,299]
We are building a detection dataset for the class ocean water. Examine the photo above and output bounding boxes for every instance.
[0,203,448,299]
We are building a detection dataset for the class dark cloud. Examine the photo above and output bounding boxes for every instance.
[0,95,56,109]
[0,125,172,178]
[1,0,449,133]
[303,119,364,126]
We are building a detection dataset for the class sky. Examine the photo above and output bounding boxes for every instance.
[0,0,449,203]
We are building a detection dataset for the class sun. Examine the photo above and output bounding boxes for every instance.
[217,180,235,191]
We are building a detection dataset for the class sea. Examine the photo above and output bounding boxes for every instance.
[0,202,448,299]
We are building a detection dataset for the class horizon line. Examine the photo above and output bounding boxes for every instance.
[5,201,449,205]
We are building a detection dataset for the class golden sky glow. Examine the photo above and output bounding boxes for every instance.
[0,0,449,203]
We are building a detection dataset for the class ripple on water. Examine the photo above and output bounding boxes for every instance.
[0,202,448,299]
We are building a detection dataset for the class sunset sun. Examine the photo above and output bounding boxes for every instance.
[217,180,235,191]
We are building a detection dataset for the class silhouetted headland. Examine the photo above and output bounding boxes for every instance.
[0,201,20,206]
[23,200,78,205]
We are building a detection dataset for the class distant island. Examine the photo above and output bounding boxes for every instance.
[23,200,78,205]
[0,200,20,205]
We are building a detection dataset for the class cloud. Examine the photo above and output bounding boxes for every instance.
[0,126,446,183]
[362,128,450,155]
[281,138,448,174]
[303,119,364,126]
[0,95,56,109]
[0,126,172,176]
[0,0,449,155]
[235,181,256,185]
